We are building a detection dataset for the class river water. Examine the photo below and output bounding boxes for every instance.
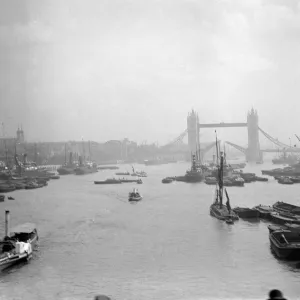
[0,161,300,300]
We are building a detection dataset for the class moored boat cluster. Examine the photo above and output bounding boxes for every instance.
[0,169,60,196]
[262,162,300,184]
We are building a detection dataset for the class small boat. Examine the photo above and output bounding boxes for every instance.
[226,218,234,224]
[119,178,141,183]
[7,197,15,200]
[50,175,60,179]
[253,205,274,219]
[255,176,268,182]
[97,166,119,170]
[290,176,300,183]
[115,172,130,176]
[0,185,15,193]
[269,229,300,259]
[136,171,147,177]
[205,177,217,185]
[270,212,300,225]
[137,179,143,184]
[273,201,300,216]
[230,177,245,187]
[0,195,4,202]
[94,178,122,184]
[233,207,260,218]
[278,177,293,184]
[128,188,143,202]
[0,211,38,271]
[268,224,300,234]
[223,179,233,186]
[162,177,173,184]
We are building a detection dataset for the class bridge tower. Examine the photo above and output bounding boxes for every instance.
[246,108,261,162]
[187,110,199,155]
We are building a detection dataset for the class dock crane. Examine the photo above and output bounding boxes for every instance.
[295,134,300,142]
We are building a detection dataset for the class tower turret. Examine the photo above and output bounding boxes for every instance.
[187,110,199,155]
[247,108,261,162]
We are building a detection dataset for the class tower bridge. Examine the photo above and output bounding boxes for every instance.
[161,108,300,162]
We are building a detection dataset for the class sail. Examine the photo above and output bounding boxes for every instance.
[225,188,231,212]
[214,187,219,204]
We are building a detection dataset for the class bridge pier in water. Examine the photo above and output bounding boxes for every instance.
[246,109,261,162]
[187,110,200,155]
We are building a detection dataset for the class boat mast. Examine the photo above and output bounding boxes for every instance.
[64,143,67,165]
[82,138,85,163]
[215,131,223,208]
[219,150,224,208]
[34,143,38,165]
[89,140,91,161]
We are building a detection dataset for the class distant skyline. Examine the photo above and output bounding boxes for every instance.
[1,0,300,147]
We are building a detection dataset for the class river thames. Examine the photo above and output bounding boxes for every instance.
[0,161,300,300]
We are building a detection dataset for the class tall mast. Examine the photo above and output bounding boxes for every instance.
[215,131,219,164]
[82,137,85,163]
[219,151,224,208]
[2,122,8,167]
[34,143,38,165]
[89,140,91,161]
[64,143,67,164]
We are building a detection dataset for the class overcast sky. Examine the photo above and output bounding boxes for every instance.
[0,0,300,147]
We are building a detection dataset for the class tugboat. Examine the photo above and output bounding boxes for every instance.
[115,171,130,176]
[136,171,147,177]
[162,177,173,184]
[128,188,143,202]
[0,211,38,271]
[277,177,294,185]
[209,136,239,222]
[184,154,204,182]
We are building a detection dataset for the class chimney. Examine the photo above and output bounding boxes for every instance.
[5,210,10,237]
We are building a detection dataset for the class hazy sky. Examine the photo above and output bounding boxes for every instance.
[1,0,300,147]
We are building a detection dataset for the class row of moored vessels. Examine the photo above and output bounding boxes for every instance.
[207,138,300,260]
[255,202,300,260]
[57,152,98,175]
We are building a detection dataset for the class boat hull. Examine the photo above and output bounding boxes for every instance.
[129,197,142,202]
[253,205,273,220]
[269,233,300,260]
[57,168,74,175]
[210,204,239,221]
[74,168,98,175]
[233,207,259,218]
[273,201,300,216]
[0,234,38,271]
[94,181,122,184]
[270,213,300,225]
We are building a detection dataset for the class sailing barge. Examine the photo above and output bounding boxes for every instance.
[209,137,238,222]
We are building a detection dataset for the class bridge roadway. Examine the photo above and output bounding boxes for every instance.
[262,149,300,153]
[199,123,247,128]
